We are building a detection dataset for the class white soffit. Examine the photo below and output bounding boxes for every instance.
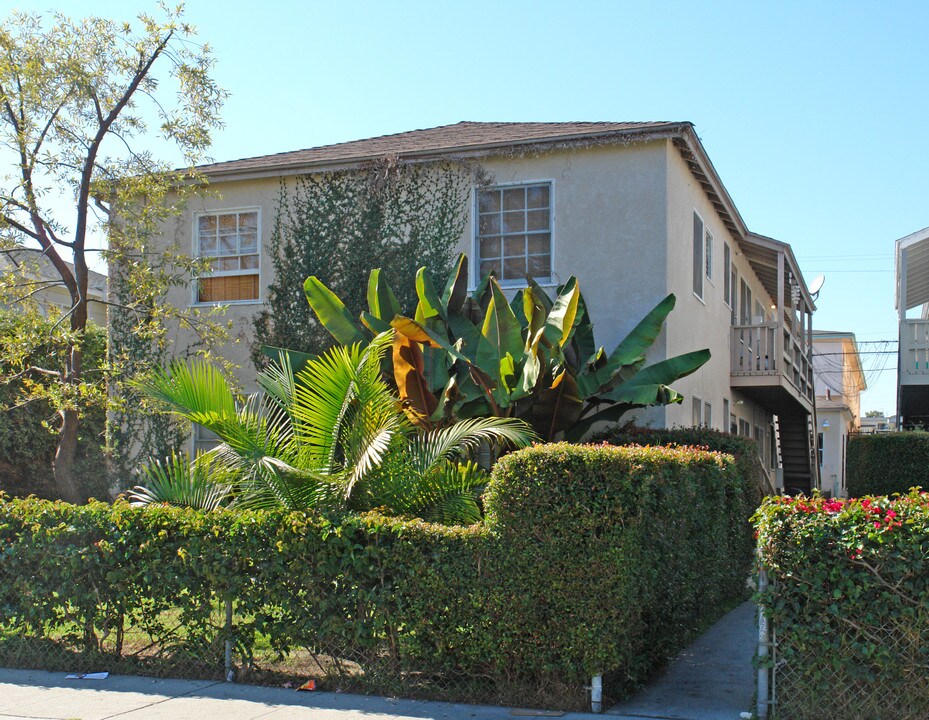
[896,226,929,311]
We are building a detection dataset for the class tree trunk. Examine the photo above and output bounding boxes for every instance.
[54,406,83,503]
[53,297,88,504]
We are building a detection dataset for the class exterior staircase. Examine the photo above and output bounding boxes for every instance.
[776,412,816,495]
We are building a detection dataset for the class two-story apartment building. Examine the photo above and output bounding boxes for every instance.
[145,121,819,494]
[812,331,866,497]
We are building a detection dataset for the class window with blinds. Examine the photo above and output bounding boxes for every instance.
[195,209,260,303]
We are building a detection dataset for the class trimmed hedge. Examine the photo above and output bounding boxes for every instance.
[755,492,929,720]
[0,443,756,709]
[847,432,929,497]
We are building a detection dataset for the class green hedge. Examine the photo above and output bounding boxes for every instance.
[0,443,756,709]
[847,432,929,497]
[755,492,929,720]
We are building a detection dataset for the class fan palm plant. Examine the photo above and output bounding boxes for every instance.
[132,331,535,523]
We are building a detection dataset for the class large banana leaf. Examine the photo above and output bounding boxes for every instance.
[599,349,711,403]
[366,268,401,324]
[441,254,469,314]
[415,267,447,321]
[576,294,677,397]
[540,277,580,349]
[304,276,366,345]
[393,331,439,425]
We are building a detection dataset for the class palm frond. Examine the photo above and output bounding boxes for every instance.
[406,417,537,475]
[134,361,236,423]
[128,451,233,510]
[258,351,297,411]
[374,459,486,525]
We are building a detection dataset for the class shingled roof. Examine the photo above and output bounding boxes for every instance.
[197,121,690,178]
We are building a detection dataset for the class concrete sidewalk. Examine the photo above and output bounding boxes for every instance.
[0,604,757,720]
[0,668,592,720]
[608,601,757,720]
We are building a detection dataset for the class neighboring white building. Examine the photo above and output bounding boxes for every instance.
[135,121,821,494]
[812,331,866,498]
[859,414,895,433]
[895,226,929,429]
[0,247,107,326]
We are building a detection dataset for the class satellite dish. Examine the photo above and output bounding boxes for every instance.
[809,274,825,299]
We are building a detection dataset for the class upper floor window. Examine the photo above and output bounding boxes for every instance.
[723,242,732,307]
[705,229,714,281]
[692,211,705,299]
[476,183,551,284]
[195,209,260,303]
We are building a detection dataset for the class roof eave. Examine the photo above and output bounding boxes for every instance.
[198,123,695,183]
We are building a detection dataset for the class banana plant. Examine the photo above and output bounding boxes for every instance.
[303,254,711,441]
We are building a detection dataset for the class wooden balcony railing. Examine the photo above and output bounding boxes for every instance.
[732,321,814,405]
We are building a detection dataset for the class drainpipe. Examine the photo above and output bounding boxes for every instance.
[590,674,603,713]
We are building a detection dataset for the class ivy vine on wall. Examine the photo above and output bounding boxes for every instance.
[252,158,480,365]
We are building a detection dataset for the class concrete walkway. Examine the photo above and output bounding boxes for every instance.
[607,601,757,720]
[0,668,593,720]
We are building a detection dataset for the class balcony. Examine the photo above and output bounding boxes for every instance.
[731,320,814,414]
[729,234,816,417]
[900,318,929,384]
[896,227,929,428]
[898,318,929,427]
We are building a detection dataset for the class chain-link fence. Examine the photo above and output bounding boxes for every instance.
[0,581,580,709]
[759,573,929,720]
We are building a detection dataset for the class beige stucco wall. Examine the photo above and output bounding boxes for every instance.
[662,143,776,442]
[148,138,782,450]
[158,177,282,391]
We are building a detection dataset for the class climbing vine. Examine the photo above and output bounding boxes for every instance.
[252,158,478,364]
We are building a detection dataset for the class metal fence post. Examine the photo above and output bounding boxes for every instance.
[757,566,770,719]
[224,596,234,682]
[590,673,603,713]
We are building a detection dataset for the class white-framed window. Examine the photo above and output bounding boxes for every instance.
[723,399,730,432]
[476,182,552,285]
[692,211,704,299]
[193,208,260,303]
[723,243,731,307]
[193,425,221,455]
[730,412,738,435]
[704,401,712,429]
[692,396,703,426]
[705,229,714,281]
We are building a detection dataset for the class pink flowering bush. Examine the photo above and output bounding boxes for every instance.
[754,491,929,720]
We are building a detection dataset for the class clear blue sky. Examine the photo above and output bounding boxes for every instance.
[8,0,927,414]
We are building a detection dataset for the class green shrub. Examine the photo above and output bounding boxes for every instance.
[483,443,755,696]
[846,432,929,497]
[755,492,929,720]
[0,442,757,709]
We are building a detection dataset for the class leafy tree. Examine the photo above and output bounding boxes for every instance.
[864,410,884,418]
[0,5,227,501]
[0,306,107,499]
